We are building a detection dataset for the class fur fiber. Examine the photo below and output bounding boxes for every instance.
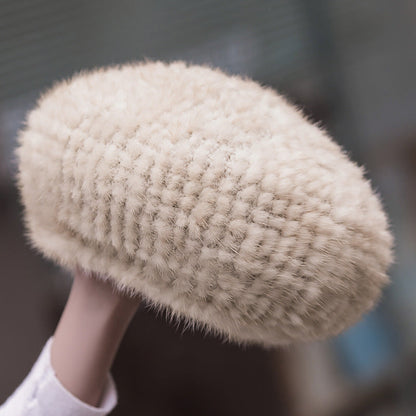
[16,60,394,347]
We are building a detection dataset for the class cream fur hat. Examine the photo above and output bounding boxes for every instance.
[16,60,393,347]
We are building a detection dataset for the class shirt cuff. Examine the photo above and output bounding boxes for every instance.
[37,337,118,416]
[1,337,118,416]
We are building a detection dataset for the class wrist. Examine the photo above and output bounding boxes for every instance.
[50,269,140,407]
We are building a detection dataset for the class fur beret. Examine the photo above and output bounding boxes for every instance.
[16,60,393,347]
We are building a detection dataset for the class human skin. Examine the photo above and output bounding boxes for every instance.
[50,268,141,407]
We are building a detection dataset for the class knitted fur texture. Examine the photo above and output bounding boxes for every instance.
[16,60,393,347]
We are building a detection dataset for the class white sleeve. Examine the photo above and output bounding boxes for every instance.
[0,337,118,416]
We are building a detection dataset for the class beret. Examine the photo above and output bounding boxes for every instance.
[16,60,393,347]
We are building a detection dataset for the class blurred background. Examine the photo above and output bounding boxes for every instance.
[0,0,415,415]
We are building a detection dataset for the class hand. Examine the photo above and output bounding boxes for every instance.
[51,267,141,407]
